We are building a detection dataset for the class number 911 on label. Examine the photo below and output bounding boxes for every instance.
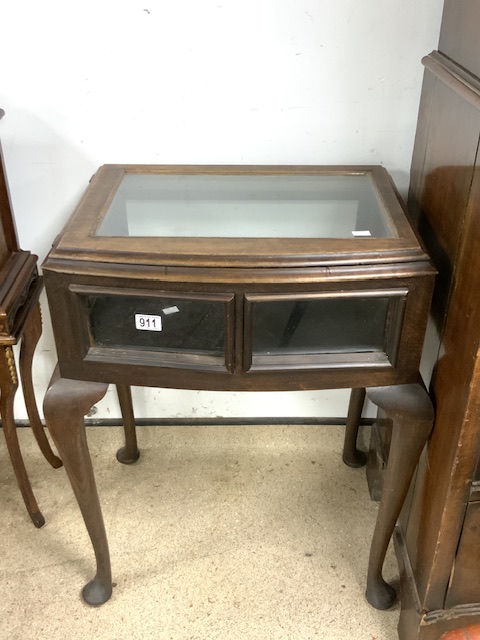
[135,314,163,331]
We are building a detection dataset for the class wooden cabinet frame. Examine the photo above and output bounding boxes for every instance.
[41,164,435,607]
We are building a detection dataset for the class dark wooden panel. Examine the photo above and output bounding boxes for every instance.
[408,67,480,336]
[405,153,480,611]
[402,52,480,615]
[439,0,480,81]
[397,4,480,637]
[446,501,480,607]
[0,144,19,269]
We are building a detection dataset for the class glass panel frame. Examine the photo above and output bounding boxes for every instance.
[50,165,427,270]
[70,285,236,372]
[244,289,408,372]
[96,173,397,240]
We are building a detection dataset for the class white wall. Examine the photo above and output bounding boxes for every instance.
[0,0,444,421]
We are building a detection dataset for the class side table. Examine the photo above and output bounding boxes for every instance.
[0,114,62,527]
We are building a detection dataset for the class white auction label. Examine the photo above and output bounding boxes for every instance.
[352,230,372,237]
[162,306,180,315]
[135,314,163,331]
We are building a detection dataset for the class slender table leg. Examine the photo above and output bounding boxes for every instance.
[115,384,140,464]
[0,345,45,527]
[19,302,62,469]
[43,367,112,605]
[364,383,434,610]
[342,387,367,467]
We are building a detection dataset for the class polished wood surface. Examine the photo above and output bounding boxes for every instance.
[440,626,480,640]
[115,384,139,464]
[403,66,480,606]
[342,387,367,468]
[0,138,19,271]
[365,384,433,610]
[387,3,480,636]
[43,368,111,605]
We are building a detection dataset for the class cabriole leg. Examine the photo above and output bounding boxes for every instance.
[364,383,434,610]
[19,302,62,469]
[115,384,139,464]
[0,345,45,527]
[43,367,111,605]
[342,387,367,467]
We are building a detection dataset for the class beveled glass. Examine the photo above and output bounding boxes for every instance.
[96,173,396,239]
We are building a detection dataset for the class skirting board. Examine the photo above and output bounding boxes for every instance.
[5,417,374,428]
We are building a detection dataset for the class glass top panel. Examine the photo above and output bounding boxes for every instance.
[96,173,396,239]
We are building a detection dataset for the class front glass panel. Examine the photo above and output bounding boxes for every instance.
[86,294,227,358]
[97,173,396,239]
[250,294,401,366]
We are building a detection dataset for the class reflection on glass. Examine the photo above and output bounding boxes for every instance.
[97,174,395,239]
[252,297,391,356]
[87,295,225,355]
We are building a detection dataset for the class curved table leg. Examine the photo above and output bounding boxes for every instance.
[19,302,62,469]
[115,384,139,464]
[364,383,434,610]
[43,367,112,605]
[0,345,45,527]
[342,387,367,467]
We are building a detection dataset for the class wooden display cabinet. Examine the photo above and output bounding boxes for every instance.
[41,164,435,606]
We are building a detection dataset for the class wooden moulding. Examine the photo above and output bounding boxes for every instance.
[422,51,480,113]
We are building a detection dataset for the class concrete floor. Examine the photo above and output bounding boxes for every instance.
[1,424,400,640]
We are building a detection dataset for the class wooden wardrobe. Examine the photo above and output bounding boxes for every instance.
[390,1,480,637]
